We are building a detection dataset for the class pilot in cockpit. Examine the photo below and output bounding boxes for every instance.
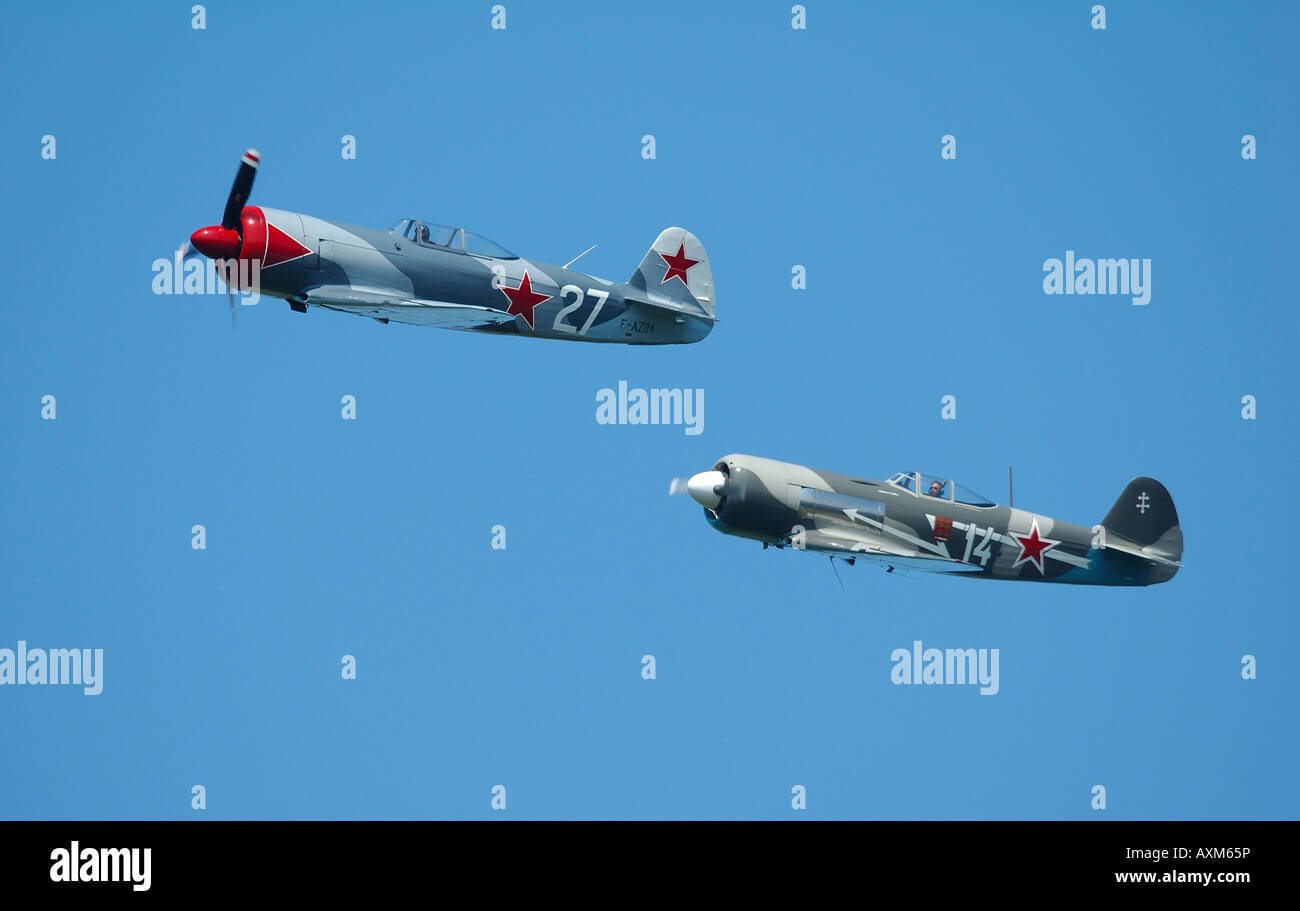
[417,224,431,245]
[928,480,945,498]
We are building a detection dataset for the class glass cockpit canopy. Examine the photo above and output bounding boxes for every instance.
[389,219,517,259]
[885,471,996,507]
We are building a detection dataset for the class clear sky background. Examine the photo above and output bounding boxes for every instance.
[1,1,1295,819]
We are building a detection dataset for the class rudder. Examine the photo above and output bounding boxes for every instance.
[627,227,715,320]
[1101,477,1182,562]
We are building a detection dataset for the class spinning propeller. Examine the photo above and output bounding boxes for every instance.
[188,149,261,328]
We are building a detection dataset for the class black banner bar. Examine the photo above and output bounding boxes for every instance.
[0,821,1283,897]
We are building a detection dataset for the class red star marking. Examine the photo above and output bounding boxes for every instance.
[1010,517,1060,575]
[658,242,699,286]
[498,270,552,329]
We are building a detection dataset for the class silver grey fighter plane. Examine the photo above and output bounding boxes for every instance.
[672,454,1183,586]
[184,150,715,343]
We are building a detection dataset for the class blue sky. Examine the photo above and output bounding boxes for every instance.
[1,1,1295,819]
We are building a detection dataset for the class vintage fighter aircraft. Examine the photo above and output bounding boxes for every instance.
[671,454,1182,585]
[183,149,715,343]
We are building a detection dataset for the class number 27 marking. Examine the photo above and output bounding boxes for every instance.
[553,285,609,335]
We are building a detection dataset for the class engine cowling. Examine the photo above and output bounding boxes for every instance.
[189,206,312,290]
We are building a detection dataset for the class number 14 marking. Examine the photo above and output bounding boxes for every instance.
[962,525,996,567]
[553,285,609,335]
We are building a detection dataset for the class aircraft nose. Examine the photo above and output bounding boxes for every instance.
[190,225,241,260]
[687,470,727,508]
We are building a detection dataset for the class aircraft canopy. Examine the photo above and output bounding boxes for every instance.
[390,219,517,259]
[886,472,996,507]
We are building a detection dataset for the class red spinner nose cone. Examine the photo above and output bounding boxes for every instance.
[190,225,241,260]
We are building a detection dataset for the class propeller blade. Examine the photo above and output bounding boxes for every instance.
[220,149,260,230]
[669,477,689,496]
[228,286,236,330]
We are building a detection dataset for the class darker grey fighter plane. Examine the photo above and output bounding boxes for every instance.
[185,150,714,343]
[672,454,1182,586]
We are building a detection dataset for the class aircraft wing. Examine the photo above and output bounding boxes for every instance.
[300,285,516,328]
[801,525,984,574]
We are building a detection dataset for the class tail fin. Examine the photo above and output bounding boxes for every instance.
[627,227,715,320]
[1101,477,1183,572]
